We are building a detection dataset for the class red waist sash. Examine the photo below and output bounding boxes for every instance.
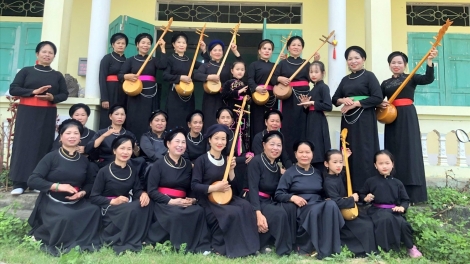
[373,204,396,209]
[106,75,119,82]
[19,97,56,107]
[290,81,309,87]
[309,105,315,111]
[139,75,156,82]
[243,188,271,198]
[158,187,186,198]
[392,98,413,107]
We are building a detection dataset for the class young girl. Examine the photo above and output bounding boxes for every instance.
[298,61,332,171]
[360,150,422,258]
[222,61,251,108]
[323,149,377,257]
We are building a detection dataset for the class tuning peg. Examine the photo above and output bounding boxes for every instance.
[168,29,173,32]
[234,104,241,108]
[243,110,251,114]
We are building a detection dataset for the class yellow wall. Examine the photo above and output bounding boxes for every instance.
[0,17,42,22]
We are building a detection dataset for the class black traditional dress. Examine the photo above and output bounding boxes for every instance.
[304,80,332,169]
[272,58,310,161]
[146,154,211,253]
[99,52,127,129]
[51,128,98,159]
[193,55,242,130]
[90,162,153,254]
[9,65,69,189]
[247,59,278,142]
[245,154,294,256]
[184,132,208,163]
[118,54,168,139]
[332,70,383,192]
[140,131,167,163]
[251,130,292,169]
[359,175,414,252]
[27,150,101,256]
[275,165,344,259]
[191,152,259,257]
[323,172,376,256]
[381,65,434,203]
[163,53,203,129]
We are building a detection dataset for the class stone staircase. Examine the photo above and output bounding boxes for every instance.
[0,191,38,220]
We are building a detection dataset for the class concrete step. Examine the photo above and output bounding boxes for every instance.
[0,192,38,211]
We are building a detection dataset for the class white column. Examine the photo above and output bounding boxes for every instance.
[456,133,468,167]
[328,0,346,97]
[84,0,111,99]
[421,132,429,166]
[435,130,448,167]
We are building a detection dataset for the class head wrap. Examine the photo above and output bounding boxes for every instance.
[344,46,367,60]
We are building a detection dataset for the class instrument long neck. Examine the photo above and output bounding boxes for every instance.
[264,33,291,87]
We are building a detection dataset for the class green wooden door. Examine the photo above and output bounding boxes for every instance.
[19,23,42,67]
[263,21,302,60]
[443,34,470,106]
[108,16,123,53]
[108,16,154,58]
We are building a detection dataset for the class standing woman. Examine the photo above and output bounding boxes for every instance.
[147,127,211,253]
[191,124,259,257]
[163,32,207,129]
[27,119,101,256]
[185,110,208,164]
[9,41,69,195]
[90,135,152,254]
[273,36,319,162]
[194,40,242,129]
[99,33,128,129]
[332,46,383,193]
[118,33,167,139]
[140,110,168,163]
[379,49,437,204]
[248,39,278,140]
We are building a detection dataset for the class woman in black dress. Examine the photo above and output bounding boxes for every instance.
[359,150,422,258]
[378,49,437,203]
[28,119,101,256]
[194,40,242,129]
[275,140,344,259]
[323,149,376,257]
[86,105,139,168]
[191,124,259,257]
[245,131,294,256]
[9,41,69,195]
[248,39,278,140]
[251,109,292,171]
[273,36,319,162]
[163,32,207,129]
[185,110,208,164]
[99,33,128,129]
[332,46,383,193]
[90,135,152,254]
[147,127,211,254]
[298,61,332,171]
[140,110,168,163]
[118,33,167,139]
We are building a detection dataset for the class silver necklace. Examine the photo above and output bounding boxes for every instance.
[164,154,186,169]
[81,127,90,139]
[134,55,151,62]
[209,61,221,67]
[187,132,203,145]
[207,152,224,167]
[109,162,132,181]
[111,53,125,62]
[261,153,279,173]
[108,126,126,136]
[173,53,189,61]
[349,69,365,80]
[33,65,53,72]
[295,164,314,175]
[286,57,304,65]
[59,147,80,161]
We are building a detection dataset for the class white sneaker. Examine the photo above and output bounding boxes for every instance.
[202,251,211,256]
[11,188,24,195]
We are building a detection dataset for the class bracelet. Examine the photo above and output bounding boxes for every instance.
[55,182,60,192]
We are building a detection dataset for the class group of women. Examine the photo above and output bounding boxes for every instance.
[8,29,438,258]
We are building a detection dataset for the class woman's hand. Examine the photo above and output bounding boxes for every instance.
[379,100,390,109]
[200,41,207,53]
[186,197,197,205]
[392,206,405,213]
[32,85,51,95]
[211,181,231,193]
[140,192,150,207]
[279,52,287,60]
[207,74,220,82]
[364,193,375,203]
[168,198,192,207]
[104,127,120,137]
[157,39,166,53]
[101,101,110,109]
[345,148,352,158]
[238,86,248,95]
[428,47,438,61]
[341,101,361,114]
[133,143,140,156]
[339,97,354,106]
[277,76,290,86]
[53,183,77,194]
[124,74,138,82]
[36,93,54,101]
[313,52,320,61]
[351,193,359,202]
[255,86,267,95]
[230,157,236,170]
[297,94,313,107]
[230,44,240,57]
[76,146,85,154]
[66,191,86,201]
[256,211,269,233]
[290,195,307,207]
[110,196,129,206]
[180,75,192,84]
[280,168,286,175]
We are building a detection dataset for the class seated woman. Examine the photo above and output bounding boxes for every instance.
[27,119,101,256]
[86,105,139,168]
[147,127,211,254]
[275,140,344,259]
[245,131,294,256]
[140,110,168,163]
[323,149,377,257]
[191,124,259,257]
[184,110,208,165]
[90,135,152,254]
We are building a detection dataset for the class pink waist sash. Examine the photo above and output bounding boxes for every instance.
[139,75,156,82]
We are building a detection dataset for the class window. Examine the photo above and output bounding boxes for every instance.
[0,0,44,17]
[407,4,469,26]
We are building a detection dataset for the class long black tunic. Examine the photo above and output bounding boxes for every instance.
[304,80,332,164]
[245,154,294,256]
[247,59,279,141]
[251,130,292,169]
[90,162,152,254]
[146,155,211,253]
[99,52,127,129]
[163,53,203,129]
[27,150,101,256]
[323,172,376,256]
[272,58,310,161]
[140,131,167,163]
[275,165,344,259]
[191,152,259,257]
[118,54,168,139]
[9,65,69,186]
[359,175,414,251]
[332,70,383,192]
[381,65,434,203]
[85,128,137,167]
[184,132,208,163]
